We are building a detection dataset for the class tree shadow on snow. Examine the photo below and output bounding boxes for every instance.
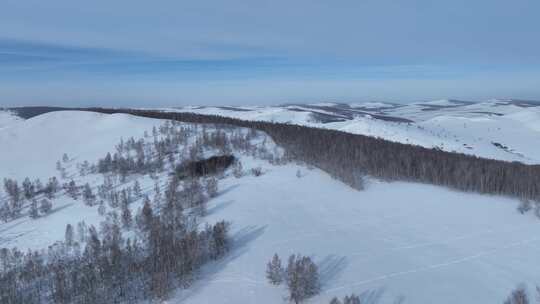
[358,287,386,304]
[0,229,37,247]
[231,225,267,249]
[48,202,75,216]
[206,200,234,216]
[0,217,30,234]
[318,255,349,287]
[175,224,267,301]
[0,202,73,235]
[217,184,240,196]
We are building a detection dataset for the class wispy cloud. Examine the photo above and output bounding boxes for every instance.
[0,38,471,81]
[0,38,154,69]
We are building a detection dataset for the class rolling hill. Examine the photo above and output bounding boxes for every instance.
[1,109,539,303]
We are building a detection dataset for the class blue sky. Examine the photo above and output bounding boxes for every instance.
[1,0,539,106]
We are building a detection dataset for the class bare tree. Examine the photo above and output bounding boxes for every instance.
[39,198,52,215]
[34,178,43,193]
[205,177,219,198]
[77,221,88,243]
[45,177,60,199]
[133,180,142,198]
[266,253,284,285]
[329,294,362,304]
[98,200,107,216]
[29,199,39,219]
[251,167,263,177]
[233,160,243,178]
[65,180,79,200]
[518,199,532,214]
[286,254,320,303]
[65,224,74,246]
[329,298,342,304]
[83,183,96,206]
[121,202,133,229]
[534,202,540,219]
[504,284,529,304]
[22,177,35,199]
[343,294,361,304]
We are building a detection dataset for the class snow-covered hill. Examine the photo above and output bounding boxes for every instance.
[0,111,165,250]
[0,109,22,130]
[1,110,539,303]
[171,99,540,164]
[0,111,162,181]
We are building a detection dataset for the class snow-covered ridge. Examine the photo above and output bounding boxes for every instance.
[0,109,22,130]
[169,100,540,164]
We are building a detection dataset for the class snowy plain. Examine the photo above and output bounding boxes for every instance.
[0,110,539,303]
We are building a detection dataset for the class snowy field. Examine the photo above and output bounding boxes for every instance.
[1,110,539,303]
[171,100,540,164]
[180,170,540,304]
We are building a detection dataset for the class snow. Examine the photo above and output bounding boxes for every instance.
[416,99,463,106]
[1,110,539,304]
[507,110,540,132]
[349,102,395,109]
[190,106,316,124]
[0,109,22,130]
[311,102,339,107]
[176,167,540,304]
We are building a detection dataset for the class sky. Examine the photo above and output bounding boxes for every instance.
[1,0,540,107]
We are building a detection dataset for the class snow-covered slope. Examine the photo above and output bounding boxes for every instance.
[180,170,540,304]
[171,99,540,164]
[0,111,165,249]
[0,109,22,130]
[0,111,163,180]
[1,110,539,304]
